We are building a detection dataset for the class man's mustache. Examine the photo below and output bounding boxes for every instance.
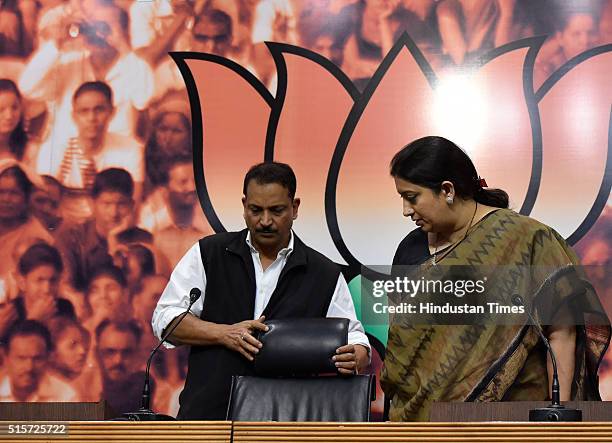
[256,228,277,234]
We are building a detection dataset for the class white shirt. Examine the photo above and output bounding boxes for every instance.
[0,373,78,402]
[251,0,298,44]
[36,132,144,182]
[19,41,154,141]
[152,232,370,351]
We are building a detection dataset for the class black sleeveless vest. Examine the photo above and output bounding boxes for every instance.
[176,230,341,419]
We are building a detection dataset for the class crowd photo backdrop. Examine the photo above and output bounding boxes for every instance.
[0,0,610,419]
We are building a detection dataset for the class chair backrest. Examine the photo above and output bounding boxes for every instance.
[226,317,374,421]
[227,374,375,421]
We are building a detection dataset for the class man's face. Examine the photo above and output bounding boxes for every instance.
[19,264,60,301]
[92,191,132,234]
[88,274,125,316]
[81,3,123,50]
[242,181,299,252]
[73,90,113,142]
[6,335,48,394]
[0,171,27,222]
[168,163,196,208]
[97,327,137,382]
[192,15,232,54]
[30,181,62,229]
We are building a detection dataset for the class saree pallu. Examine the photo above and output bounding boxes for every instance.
[380,209,610,421]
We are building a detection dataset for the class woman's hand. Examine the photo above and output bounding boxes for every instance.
[547,325,576,401]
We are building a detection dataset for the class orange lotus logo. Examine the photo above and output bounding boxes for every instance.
[173,34,612,269]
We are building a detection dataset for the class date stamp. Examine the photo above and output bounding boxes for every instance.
[0,422,69,438]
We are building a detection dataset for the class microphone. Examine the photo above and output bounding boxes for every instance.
[512,292,581,422]
[121,287,202,421]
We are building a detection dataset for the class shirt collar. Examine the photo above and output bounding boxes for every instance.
[246,230,294,259]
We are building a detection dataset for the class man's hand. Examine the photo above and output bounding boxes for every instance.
[220,316,269,361]
[333,344,369,375]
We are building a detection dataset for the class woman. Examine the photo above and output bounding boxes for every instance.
[0,159,52,279]
[335,0,440,87]
[144,99,191,196]
[0,79,30,163]
[380,136,610,421]
[47,316,101,401]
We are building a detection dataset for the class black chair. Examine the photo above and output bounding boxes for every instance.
[226,318,375,421]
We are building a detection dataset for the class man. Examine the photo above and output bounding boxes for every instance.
[139,155,213,267]
[36,81,144,207]
[95,318,145,416]
[0,320,77,401]
[19,0,154,140]
[153,7,237,100]
[55,168,136,294]
[153,162,370,419]
[1,242,75,338]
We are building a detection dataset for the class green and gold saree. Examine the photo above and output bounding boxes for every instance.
[381,209,610,421]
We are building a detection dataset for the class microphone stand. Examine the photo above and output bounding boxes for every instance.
[121,288,202,421]
[512,294,582,422]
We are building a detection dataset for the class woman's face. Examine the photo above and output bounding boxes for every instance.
[0,91,22,135]
[0,171,27,221]
[53,325,89,376]
[394,176,450,233]
[88,275,125,315]
[155,112,190,153]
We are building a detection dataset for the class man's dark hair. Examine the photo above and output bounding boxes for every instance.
[91,168,134,199]
[73,81,114,106]
[243,162,297,199]
[47,316,89,344]
[194,9,233,36]
[87,264,127,290]
[95,318,142,344]
[4,320,53,353]
[18,242,63,276]
[167,154,193,174]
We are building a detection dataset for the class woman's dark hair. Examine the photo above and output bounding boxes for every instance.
[390,136,509,208]
[47,316,89,345]
[1,165,32,199]
[126,243,155,277]
[0,79,27,160]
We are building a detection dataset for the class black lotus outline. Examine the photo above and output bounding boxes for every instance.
[171,34,612,269]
